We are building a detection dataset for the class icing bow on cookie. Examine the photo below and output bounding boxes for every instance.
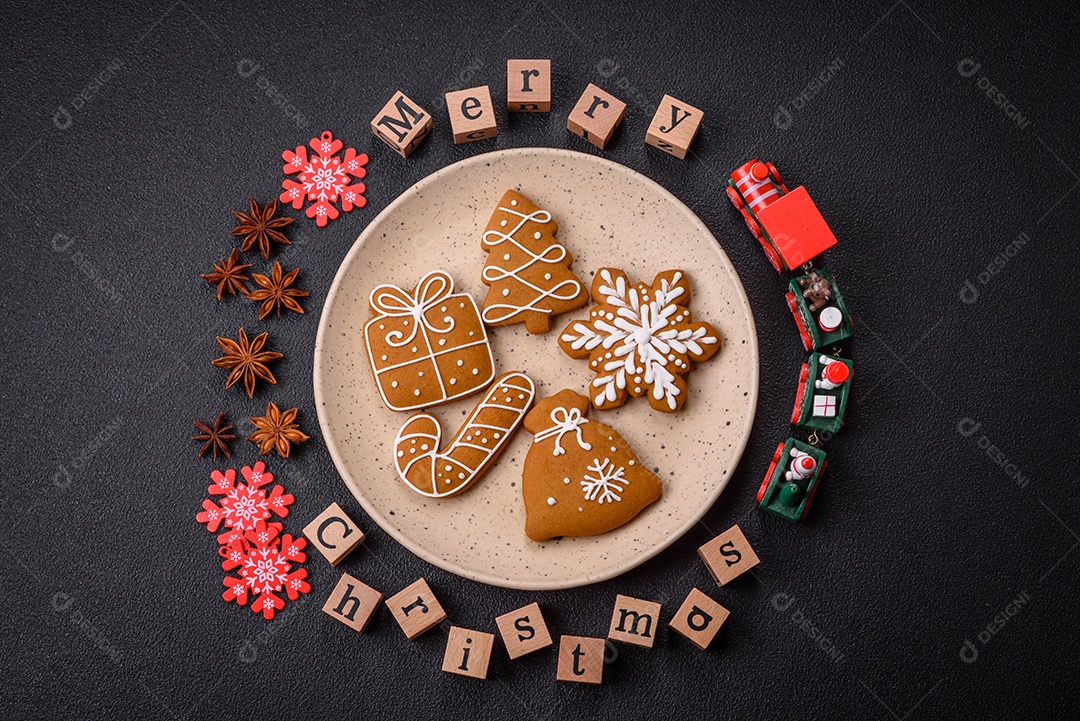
[369,270,457,347]
[532,406,592,456]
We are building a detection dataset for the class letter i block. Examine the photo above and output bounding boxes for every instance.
[567,83,626,149]
[385,578,447,639]
[669,587,729,650]
[556,635,605,684]
[322,573,383,632]
[446,86,498,144]
[645,94,703,159]
[371,90,433,158]
[698,524,760,586]
[495,602,553,659]
[442,626,495,679]
[507,59,551,112]
[608,594,662,648]
[303,502,365,566]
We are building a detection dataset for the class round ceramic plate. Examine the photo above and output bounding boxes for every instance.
[314,147,758,590]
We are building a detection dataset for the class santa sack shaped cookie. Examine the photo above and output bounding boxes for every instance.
[521,389,662,542]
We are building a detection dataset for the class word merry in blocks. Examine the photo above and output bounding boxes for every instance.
[495,602,553,659]
[322,572,382,633]
[442,626,495,679]
[645,94,703,159]
[669,587,729,650]
[567,83,626,149]
[507,59,551,112]
[386,578,446,640]
[446,86,497,144]
[698,523,760,586]
[371,90,432,158]
[303,502,364,566]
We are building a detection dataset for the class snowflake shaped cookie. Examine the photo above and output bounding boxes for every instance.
[558,268,721,412]
[280,130,367,227]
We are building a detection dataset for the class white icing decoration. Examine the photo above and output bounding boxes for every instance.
[391,381,398,388]
[414,389,421,396]
[547,497,557,506]
[532,406,592,456]
[581,458,627,504]
[481,203,584,325]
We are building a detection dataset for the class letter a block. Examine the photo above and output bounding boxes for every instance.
[645,94,703,159]
[442,626,495,679]
[495,602,553,659]
[507,59,551,112]
[446,86,498,144]
[322,573,382,633]
[669,587,729,650]
[698,524,760,586]
[567,83,626,149]
[303,502,365,566]
[385,578,447,639]
[556,635,605,684]
[371,90,433,158]
[607,594,662,648]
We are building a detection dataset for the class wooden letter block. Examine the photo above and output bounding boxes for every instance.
[385,578,446,639]
[441,626,495,679]
[322,572,382,633]
[567,83,626,150]
[607,594,662,648]
[669,587,730,650]
[445,86,497,144]
[556,635,605,684]
[698,523,760,586]
[495,602,553,659]
[371,90,432,158]
[507,59,551,112]
[303,502,365,566]
[645,94,703,160]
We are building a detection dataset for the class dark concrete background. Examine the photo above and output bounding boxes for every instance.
[2,1,1078,718]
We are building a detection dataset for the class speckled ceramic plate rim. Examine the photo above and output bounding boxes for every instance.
[313,147,759,590]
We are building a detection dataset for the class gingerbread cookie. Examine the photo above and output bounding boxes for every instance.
[365,270,495,412]
[395,371,535,497]
[480,190,588,334]
[558,268,721,412]
[521,389,662,542]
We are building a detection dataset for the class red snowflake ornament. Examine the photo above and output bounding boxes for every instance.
[195,461,294,546]
[280,130,368,227]
[221,520,310,619]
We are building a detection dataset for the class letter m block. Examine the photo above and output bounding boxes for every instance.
[371,91,433,158]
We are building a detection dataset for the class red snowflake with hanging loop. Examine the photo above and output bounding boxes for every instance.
[195,461,294,546]
[280,130,368,227]
[221,519,310,619]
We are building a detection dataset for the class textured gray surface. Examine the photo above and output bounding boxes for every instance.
[2,1,1078,719]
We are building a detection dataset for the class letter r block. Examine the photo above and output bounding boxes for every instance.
[385,578,447,639]
[446,85,498,144]
[371,90,433,158]
[645,93,703,159]
[303,502,365,566]
[607,594,662,648]
[507,59,551,112]
[698,523,760,586]
[669,587,729,650]
[567,83,626,149]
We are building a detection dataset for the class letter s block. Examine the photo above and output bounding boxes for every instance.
[371,90,433,158]
[698,523,760,586]
[495,602,553,659]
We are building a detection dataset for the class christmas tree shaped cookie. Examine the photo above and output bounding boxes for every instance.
[480,190,588,334]
[521,389,662,542]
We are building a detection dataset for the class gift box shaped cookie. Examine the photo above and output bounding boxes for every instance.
[365,270,496,412]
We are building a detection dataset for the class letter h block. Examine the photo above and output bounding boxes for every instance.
[371,90,433,158]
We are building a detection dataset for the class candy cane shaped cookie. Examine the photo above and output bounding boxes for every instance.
[394,371,536,498]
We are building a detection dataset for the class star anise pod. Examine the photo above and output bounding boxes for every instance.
[211,327,283,398]
[247,402,310,458]
[191,412,236,460]
[246,262,309,319]
[231,198,294,258]
[201,248,252,300]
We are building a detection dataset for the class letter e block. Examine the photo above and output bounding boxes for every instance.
[645,94,703,159]
[385,578,446,639]
[507,59,551,112]
[669,587,729,650]
[322,573,382,633]
[371,90,433,158]
[446,86,497,144]
[698,523,760,586]
[441,626,495,679]
[495,602,553,659]
[303,502,365,566]
[567,83,626,149]
[556,635,605,684]
[607,594,662,648]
